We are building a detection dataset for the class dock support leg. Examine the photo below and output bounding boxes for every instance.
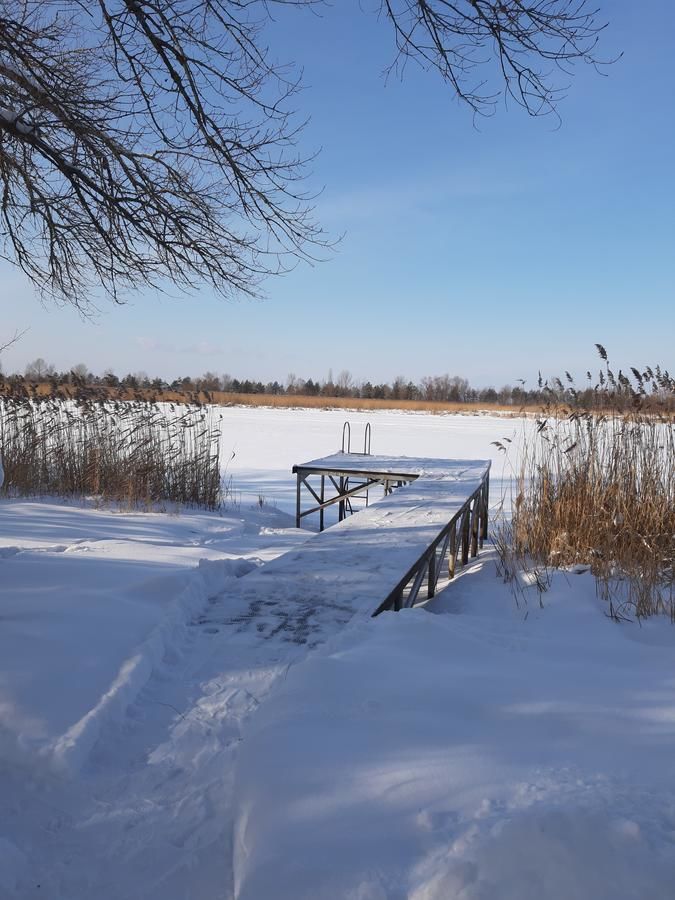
[319,475,325,532]
[295,471,302,529]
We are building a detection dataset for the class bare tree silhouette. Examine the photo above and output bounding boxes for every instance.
[0,1,610,308]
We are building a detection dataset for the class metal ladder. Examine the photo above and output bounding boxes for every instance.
[339,421,372,518]
[341,421,371,455]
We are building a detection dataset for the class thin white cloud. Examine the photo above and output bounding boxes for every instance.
[134,336,170,352]
[318,166,536,223]
[185,340,221,356]
[134,336,221,356]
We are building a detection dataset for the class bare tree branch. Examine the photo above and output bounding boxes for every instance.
[0,0,611,308]
[0,326,26,353]
[378,1,611,117]
[0,0,325,308]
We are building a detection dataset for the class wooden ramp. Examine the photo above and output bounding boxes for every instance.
[279,453,492,616]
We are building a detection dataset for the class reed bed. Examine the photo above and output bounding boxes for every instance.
[0,393,222,509]
[4,382,539,416]
[207,393,536,415]
[495,353,675,620]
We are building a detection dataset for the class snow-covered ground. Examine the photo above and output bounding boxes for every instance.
[2,408,674,899]
[235,564,675,900]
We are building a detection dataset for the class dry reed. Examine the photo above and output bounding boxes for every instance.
[208,393,533,415]
[0,393,222,509]
[495,353,675,621]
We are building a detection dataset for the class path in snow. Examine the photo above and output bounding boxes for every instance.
[4,521,375,899]
[8,543,675,900]
[4,408,518,898]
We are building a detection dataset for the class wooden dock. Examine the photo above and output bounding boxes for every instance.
[290,452,491,615]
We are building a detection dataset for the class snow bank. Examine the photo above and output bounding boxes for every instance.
[233,559,675,899]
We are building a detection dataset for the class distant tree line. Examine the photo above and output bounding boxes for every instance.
[3,360,538,405]
[3,353,674,412]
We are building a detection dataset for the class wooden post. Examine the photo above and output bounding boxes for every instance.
[428,549,436,599]
[461,509,470,566]
[448,524,457,579]
[470,497,479,558]
[481,472,490,543]
[478,482,485,549]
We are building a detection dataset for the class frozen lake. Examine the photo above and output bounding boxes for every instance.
[221,405,521,518]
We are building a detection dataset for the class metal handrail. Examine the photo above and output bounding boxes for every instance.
[372,467,490,616]
[341,421,372,456]
[341,421,351,453]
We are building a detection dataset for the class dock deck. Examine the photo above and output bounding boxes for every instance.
[286,452,491,615]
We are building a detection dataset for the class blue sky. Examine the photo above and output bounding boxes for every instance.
[0,1,673,387]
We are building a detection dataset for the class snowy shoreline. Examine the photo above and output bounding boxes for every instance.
[2,408,674,899]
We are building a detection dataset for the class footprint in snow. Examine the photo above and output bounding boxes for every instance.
[0,546,21,558]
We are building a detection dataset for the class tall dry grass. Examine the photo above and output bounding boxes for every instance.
[4,381,539,416]
[495,353,675,621]
[204,393,535,415]
[0,393,222,509]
